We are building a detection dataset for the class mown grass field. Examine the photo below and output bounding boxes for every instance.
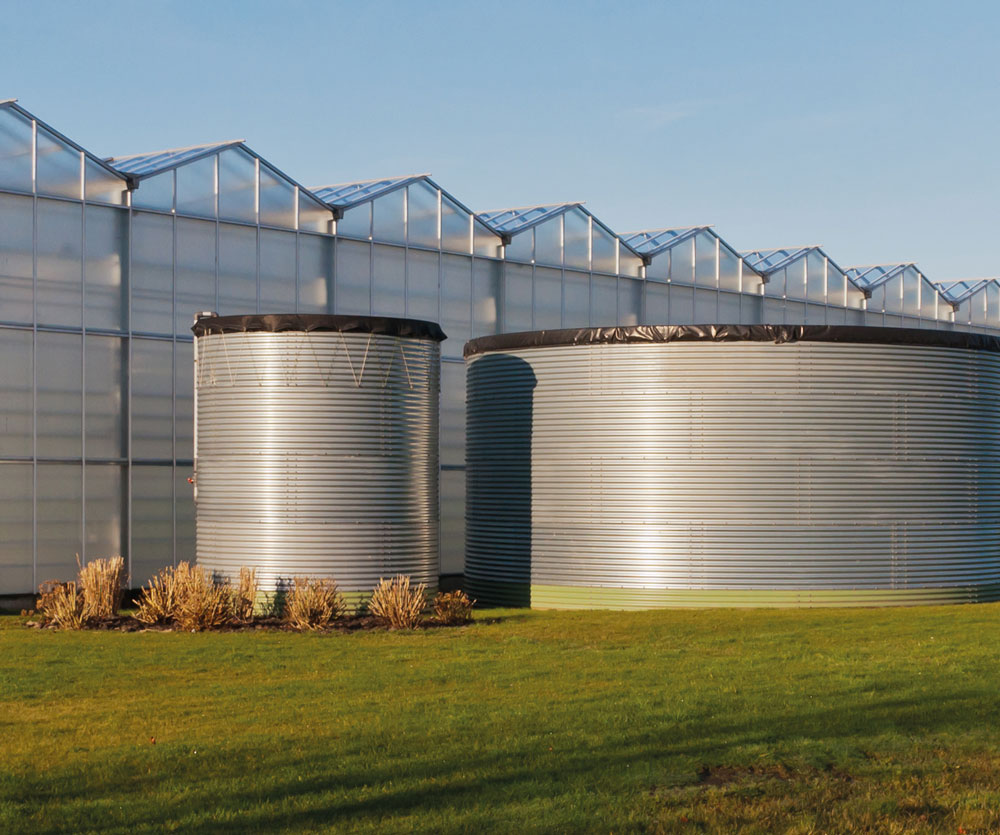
[2,604,1000,833]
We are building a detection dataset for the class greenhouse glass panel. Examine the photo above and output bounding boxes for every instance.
[405,248,439,322]
[0,328,32,458]
[618,278,641,326]
[85,158,127,206]
[131,212,174,334]
[218,149,256,223]
[563,209,589,270]
[36,331,82,458]
[718,247,741,291]
[175,341,193,461]
[85,205,128,331]
[472,258,500,336]
[440,360,465,467]
[440,468,465,575]
[740,291,762,324]
[297,233,334,313]
[299,192,331,234]
[441,196,471,253]
[620,249,643,278]
[371,188,405,244]
[719,291,741,322]
[36,127,81,199]
[131,338,174,461]
[0,463,33,591]
[131,464,174,583]
[693,288,717,323]
[562,269,590,327]
[826,304,847,325]
[644,252,669,281]
[533,216,562,267]
[504,230,533,263]
[592,227,617,274]
[804,303,828,324]
[259,229,296,312]
[534,266,562,329]
[694,233,717,286]
[827,272,846,307]
[884,276,904,315]
[258,164,296,228]
[85,463,123,561]
[784,300,807,323]
[407,181,439,248]
[0,193,34,323]
[175,218,217,333]
[36,463,82,582]
[645,280,669,324]
[335,238,371,314]
[175,154,217,218]
[670,239,694,284]
[920,277,938,319]
[591,275,617,325]
[785,258,807,300]
[372,244,405,317]
[473,220,502,258]
[176,468,196,562]
[670,285,695,324]
[504,262,533,331]
[0,107,34,192]
[441,255,472,354]
[869,285,885,312]
[131,171,174,212]
[36,199,83,328]
[218,223,257,315]
[84,335,125,460]
[806,253,826,302]
[336,203,370,239]
[902,271,920,316]
[765,269,785,298]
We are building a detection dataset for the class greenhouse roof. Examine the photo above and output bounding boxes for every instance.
[741,246,823,273]
[621,226,710,257]
[107,140,244,177]
[845,263,915,290]
[478,202,583,235]
[935,279,994,303]
[2,99,129,184]
[311,174,429,209]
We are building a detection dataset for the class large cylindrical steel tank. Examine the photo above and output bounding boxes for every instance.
[464,324,1000,608]
[192,313,444,594]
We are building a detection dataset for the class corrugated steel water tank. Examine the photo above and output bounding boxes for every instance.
[464,325,1000,609]
[192,313,444,594]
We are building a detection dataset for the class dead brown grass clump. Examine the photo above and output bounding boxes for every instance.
[232,567,258,624]
[78,556,127,620]
[36,581,89,629]
[369,575,427,629]
[433,590,475,625]
[134,565,181,625]
[173,563,234,631]
[282,577,344,631]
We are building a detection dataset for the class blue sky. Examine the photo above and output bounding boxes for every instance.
[3,0,997,277]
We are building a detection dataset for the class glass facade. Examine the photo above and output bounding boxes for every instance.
[0,100,997,592]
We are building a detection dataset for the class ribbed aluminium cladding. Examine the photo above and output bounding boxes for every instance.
[193,315,442,593]
[464,326,1000,608]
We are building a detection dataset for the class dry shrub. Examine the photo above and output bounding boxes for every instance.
[78,556,126,620]
[369,575,427,629]
[283,577,344,631]
[173,563,234,631]
[36,581,89,629]
[433,590,475,625]
[232,567,258,624]
[135,565,181,625]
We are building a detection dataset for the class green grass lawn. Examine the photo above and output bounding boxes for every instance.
[3,605,1000,834]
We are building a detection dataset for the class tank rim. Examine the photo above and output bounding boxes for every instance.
[463,323,1000,358]
[192,312,446,342]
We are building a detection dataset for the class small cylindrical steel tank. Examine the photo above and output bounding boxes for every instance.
[464,324,1000,608]
[192,313,444,595]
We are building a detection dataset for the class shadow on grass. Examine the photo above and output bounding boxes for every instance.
[9,686,1000,833]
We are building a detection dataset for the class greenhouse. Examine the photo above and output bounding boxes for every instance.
[1,97,999,596]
